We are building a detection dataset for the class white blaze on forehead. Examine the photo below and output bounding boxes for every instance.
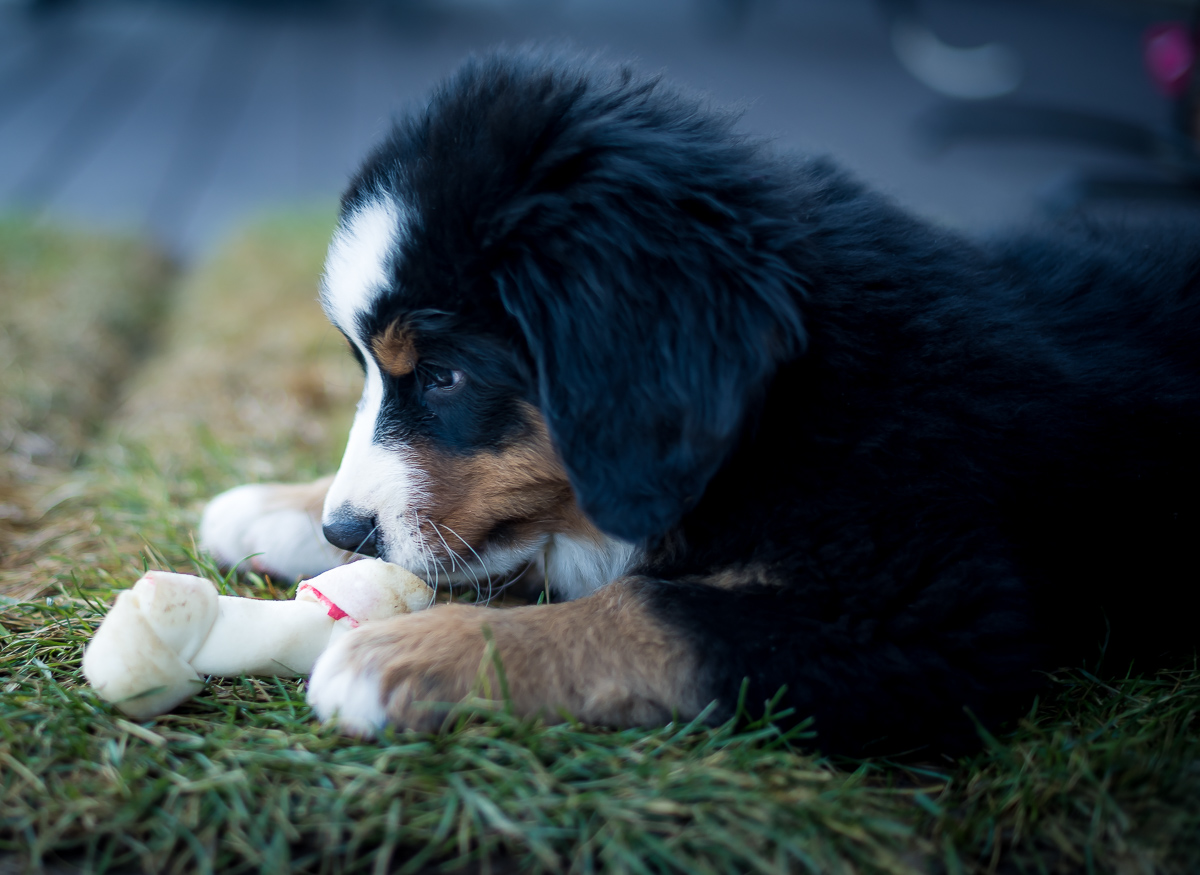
[320,198,405,337]
[321,198,432,573]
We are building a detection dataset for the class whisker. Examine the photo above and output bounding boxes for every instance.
[437,531,483,602]
[413,512,441,603]
[504,559,535,589]
[434,555,453,600]
[495,557,542,599]
[429,522,461,575]
[429,522,479,601]
[439,523,496,605]
[432,522,485,600]
[354,524,380,557]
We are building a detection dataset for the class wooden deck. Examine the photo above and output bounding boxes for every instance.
[0,0,1178,260]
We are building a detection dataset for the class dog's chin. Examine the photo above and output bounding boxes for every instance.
[375,532,546,597]
[372,525,635,603]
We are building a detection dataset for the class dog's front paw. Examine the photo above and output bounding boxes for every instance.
[307,584,709,735]
[305,629,391,737]
[307,607,490,734]
[200,478,350,580]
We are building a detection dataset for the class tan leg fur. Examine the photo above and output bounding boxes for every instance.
[333,579,707,731]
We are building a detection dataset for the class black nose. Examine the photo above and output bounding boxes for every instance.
[322,508,380,557]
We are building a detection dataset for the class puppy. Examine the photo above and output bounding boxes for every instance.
[202,51,1200,755]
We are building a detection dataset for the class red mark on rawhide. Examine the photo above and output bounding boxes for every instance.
[298,583,358,626]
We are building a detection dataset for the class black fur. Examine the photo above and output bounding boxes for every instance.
[346,51,1200,755]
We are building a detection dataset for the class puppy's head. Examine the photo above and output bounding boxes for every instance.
[320,51,807,588]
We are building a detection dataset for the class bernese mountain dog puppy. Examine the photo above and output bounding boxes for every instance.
[201,50,1200,756]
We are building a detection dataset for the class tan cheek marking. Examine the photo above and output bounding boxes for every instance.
[372,321,418,377]
[347,578,705,731]
[412,404,600,553]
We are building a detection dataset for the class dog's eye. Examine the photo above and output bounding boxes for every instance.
[423,367,464,393]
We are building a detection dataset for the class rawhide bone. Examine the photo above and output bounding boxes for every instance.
[82,558,433,720]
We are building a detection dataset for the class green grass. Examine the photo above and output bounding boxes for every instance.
[2,216,1199,874]
[0,218,173,600]
[2,594,925,875]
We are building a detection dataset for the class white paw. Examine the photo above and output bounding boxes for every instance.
[307,630,387,736]
[200,483,348,580]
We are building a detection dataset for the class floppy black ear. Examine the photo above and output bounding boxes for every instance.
[492,137,808,542]
[498,225,805,542]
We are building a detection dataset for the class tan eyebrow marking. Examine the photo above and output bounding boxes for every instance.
[372,320,418,377]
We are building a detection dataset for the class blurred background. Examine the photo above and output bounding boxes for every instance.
[1,0,1199,261]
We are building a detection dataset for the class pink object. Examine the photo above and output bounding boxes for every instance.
[1145,22,1194,97]
[297,582,354,625]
